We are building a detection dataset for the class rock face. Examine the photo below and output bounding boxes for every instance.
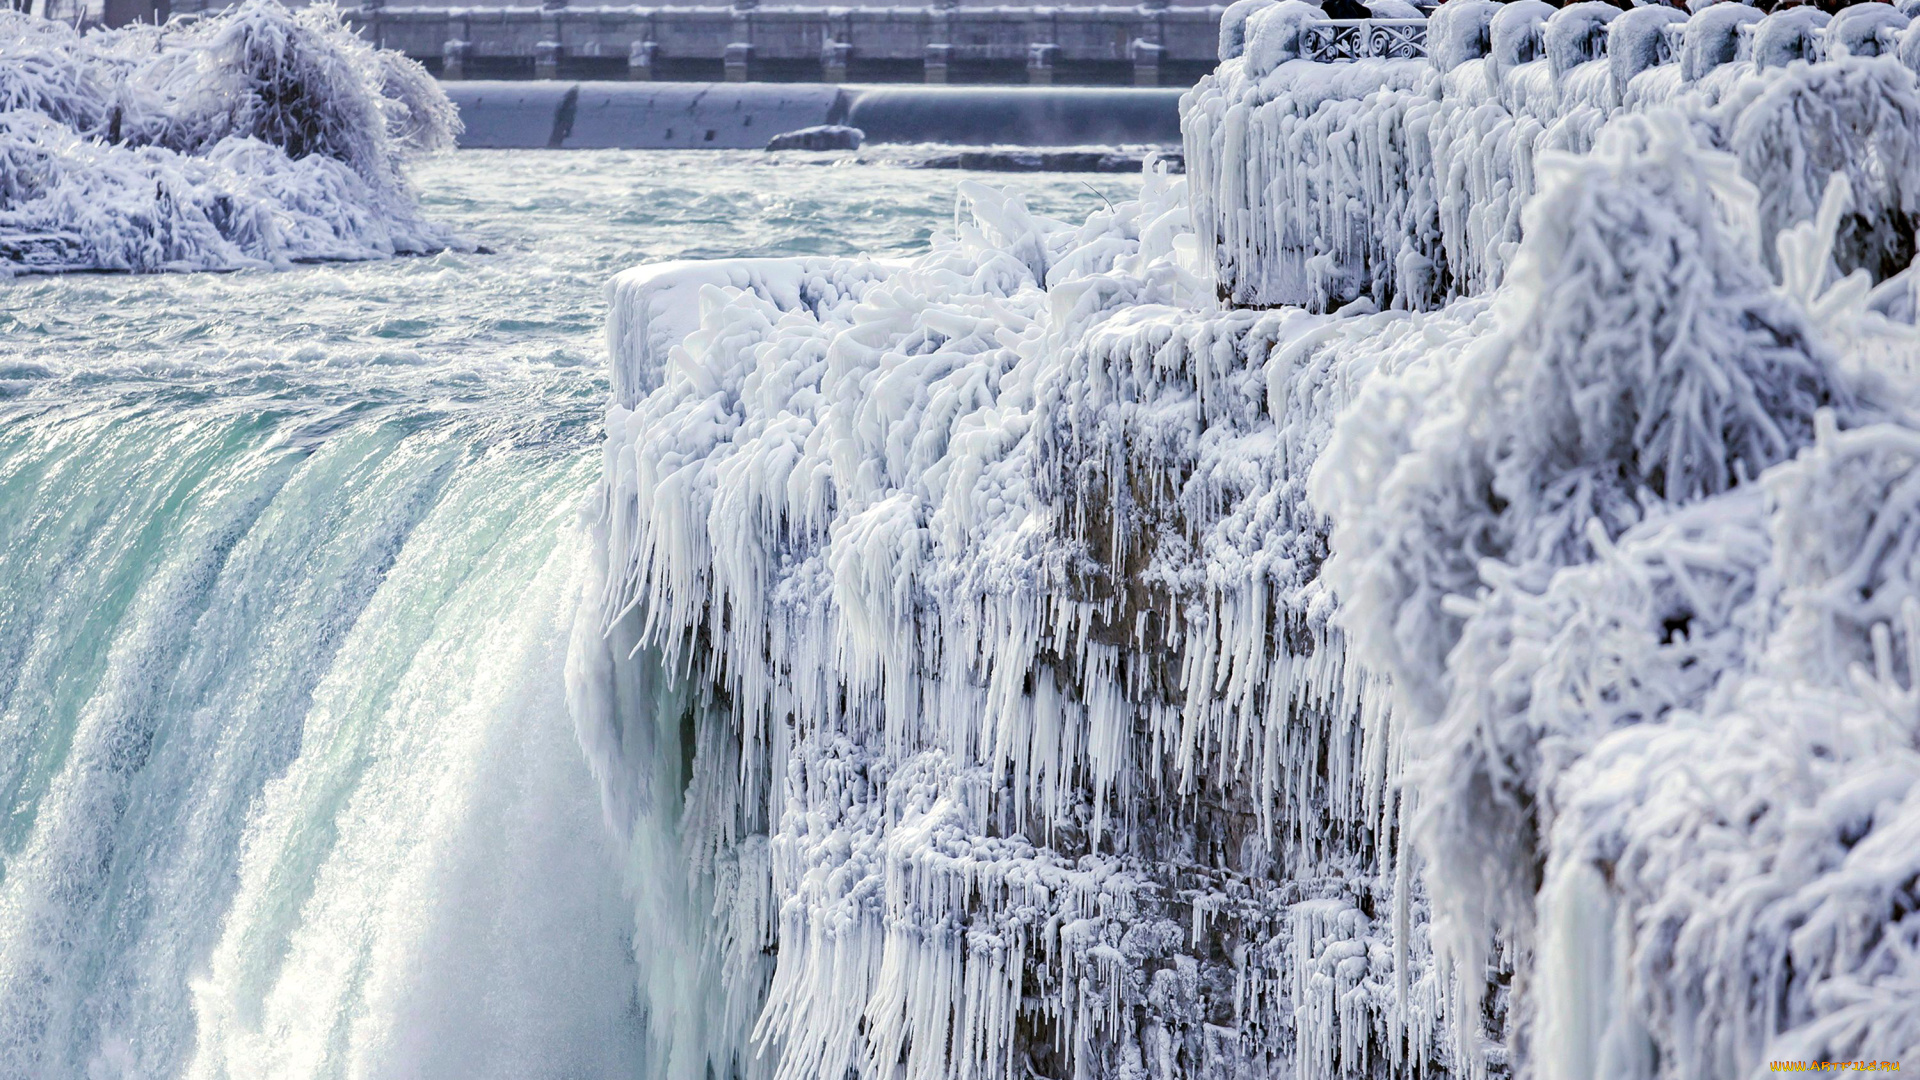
[765,124,866,151]
[577,9,1920,1080]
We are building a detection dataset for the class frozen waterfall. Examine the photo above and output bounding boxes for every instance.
[579,6,1920,1080]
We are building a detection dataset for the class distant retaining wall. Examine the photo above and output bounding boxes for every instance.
[447,80,1185,147]
[347,2,1224,86]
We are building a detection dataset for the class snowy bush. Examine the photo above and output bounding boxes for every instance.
[1317,113,1844,723]
[1518,421,1920,1080]
[1314,92,1920,1080]
[0,1,460,273]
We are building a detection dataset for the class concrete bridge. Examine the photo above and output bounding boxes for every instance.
[334,1,1226,86]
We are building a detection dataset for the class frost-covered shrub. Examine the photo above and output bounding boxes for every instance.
[1537,667,1920,1080]
[0,14,135,136]
[1765,417,1920,686]
[1715,56,1920,282]
[0,1,459,273]
[1317,114,1842,723]
[1447,490,1774,959]
[169,0,456,190]
[1315,99,1917,1080]
[1519,424,1920,1079]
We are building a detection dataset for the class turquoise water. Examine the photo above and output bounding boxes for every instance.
[0,151,1134,1080]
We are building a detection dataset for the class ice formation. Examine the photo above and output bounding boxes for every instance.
[1183,0,1920,308]
[0,0,459,273]
[577,6,1920,1080]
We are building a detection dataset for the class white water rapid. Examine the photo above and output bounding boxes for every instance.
[0,149,1128,1080]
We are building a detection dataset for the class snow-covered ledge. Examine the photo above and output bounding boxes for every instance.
[606,258,899,406]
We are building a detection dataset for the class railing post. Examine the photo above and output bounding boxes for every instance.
[1130,39,1163,86]
[724,42,753,81]
[534,40,562,79]
[728,0,756,82]
[1027,41,1057,85]
[822,39,851,82]
[442,38,470,80]
[925,1,955,83]
[1135,0,1167,85]
[924,41,951,83]
[823,8,853,82]
[1023,9,1057,85]
[629,39,658,80]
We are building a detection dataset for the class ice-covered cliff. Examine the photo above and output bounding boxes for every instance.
[0,0,459,273]
[576,6,1920,1079]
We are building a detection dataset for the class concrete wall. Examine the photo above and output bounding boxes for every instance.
[843,84,1181,143]
[351,3,1224,86]
[444,80,1184,148]
[451,81,842,147]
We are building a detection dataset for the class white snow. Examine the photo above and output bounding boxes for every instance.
[1183,2,1920,309]
[0,0,460,274]
[577,9,1920,1080]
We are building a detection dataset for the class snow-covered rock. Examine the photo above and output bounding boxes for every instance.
[766,124,865,152]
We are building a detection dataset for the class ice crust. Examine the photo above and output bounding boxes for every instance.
[1184,1,1920,309]
[0,1,459,274]
[579,11,1920,1080]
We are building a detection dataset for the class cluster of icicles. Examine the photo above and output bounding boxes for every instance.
[575,16,1920,1080]
[1187,0,1920,309]
[0,0,459,274]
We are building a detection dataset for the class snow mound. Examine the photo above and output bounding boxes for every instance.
[0,0,460,274]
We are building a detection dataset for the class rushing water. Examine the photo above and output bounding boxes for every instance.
[0,150,1135,1080]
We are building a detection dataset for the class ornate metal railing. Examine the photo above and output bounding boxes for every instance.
[1293,10,1905,67]
[1301,18,1429,62]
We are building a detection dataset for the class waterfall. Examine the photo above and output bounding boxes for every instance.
[0,393,646,1079]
